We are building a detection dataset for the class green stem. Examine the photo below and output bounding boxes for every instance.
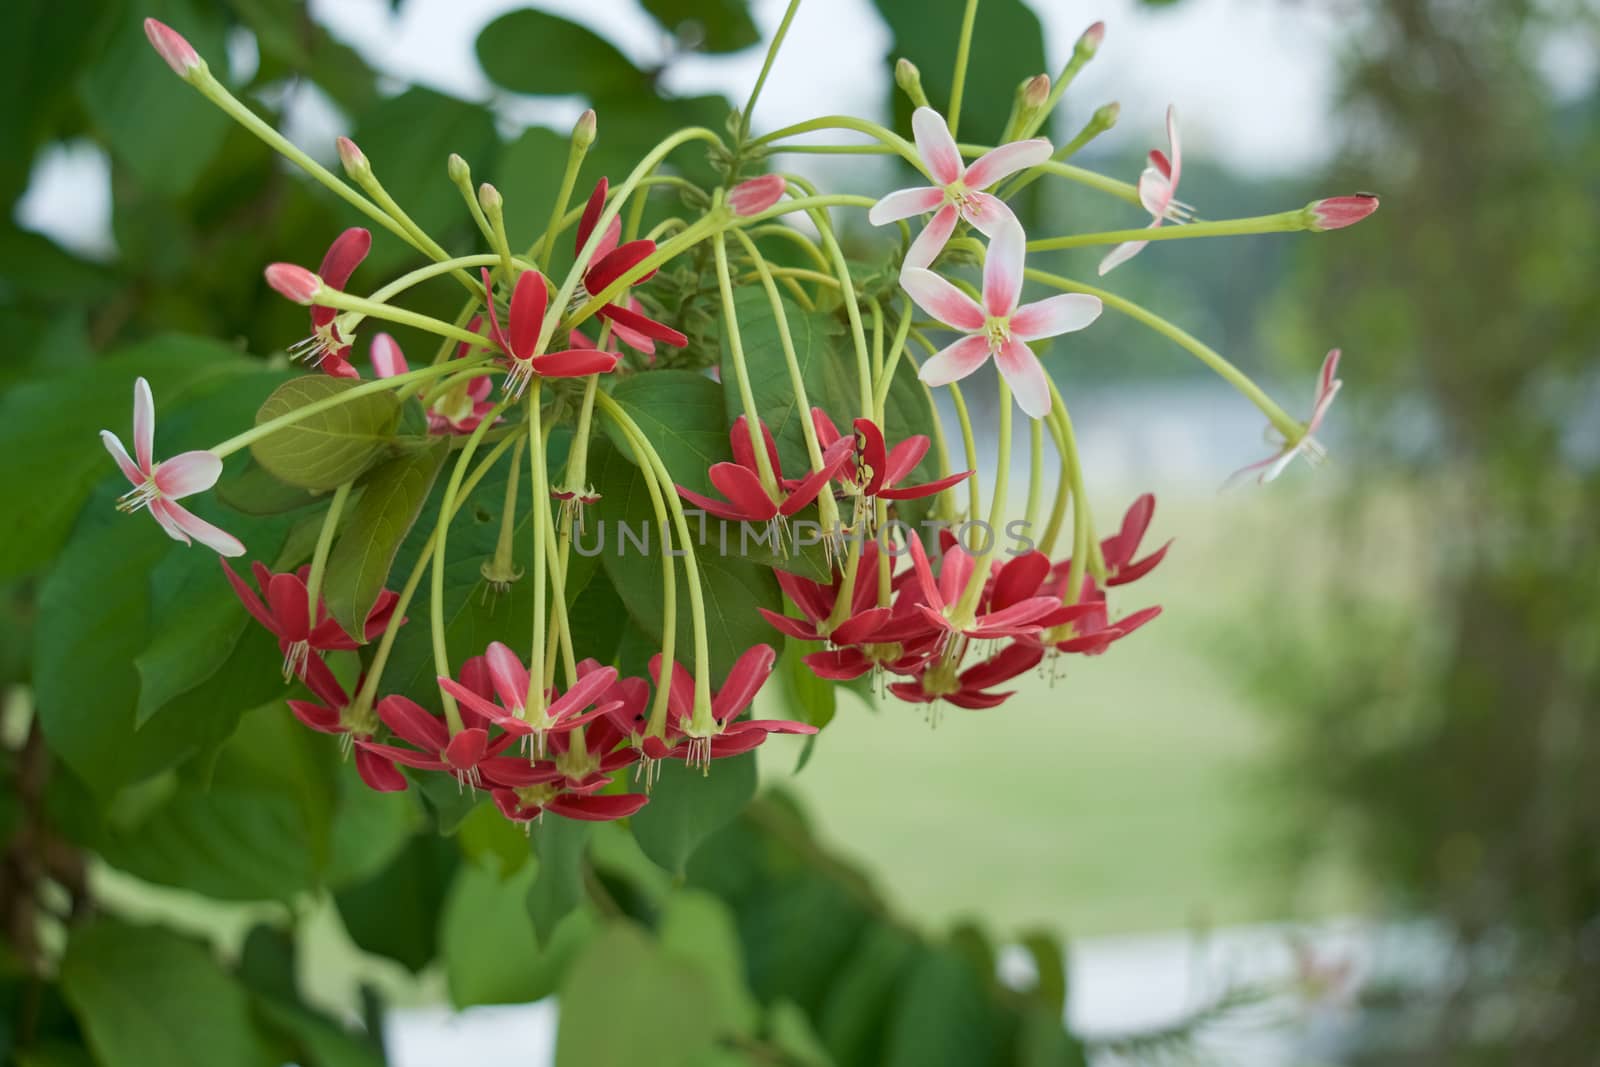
[712,231,782,497]
[1028,210,1302,252]
[1046,377,1091,601]
[303,481,352,631]
[947,0,981,138]
[1024,418,1044,537]
[752,117,921,170]
[871,297,916,422]
[311,289,490,349]
[537,131,590,270]
[740,0,804,142]
[341,254,506,330]
[525,385,548,715]
[954,377,1010,621]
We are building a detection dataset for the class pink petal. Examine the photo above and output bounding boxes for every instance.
[961,192,1017,237]
[355,748,408,792]
[830,607,892,646]
[912,107,963,185]
[146,497,192,545]
[160,500,245,557]
[1162,105,1182,188]
[758,610,819,640]
[994,338,1051,419]
[1308,349,1342,433]
[485,641,530,711]
[1010,294,1103,341]
[728,174,787,217]
[867,186,944,226]
[882,435,930,486]
[377,695,449,751]
[132,377,155,472]
[143,18,202,76]
[991,551,1050,610]
[899,268,985,331]
[963,138,1052,190]
[100,431,142,485]
[982,220,1026,318]
[907,533,944,610]
[152,450,222,499]
[1097,239,1148,276]
[437,677,515,728]
[903,203,959,271]
[937,545,975,607]
[369,333,408,378]
[918,334,992,387]
[549,665,619,721]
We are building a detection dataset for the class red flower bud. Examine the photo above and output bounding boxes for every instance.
[1309,194,1380,231]
[729,174,786,217]
[265,264,322,305]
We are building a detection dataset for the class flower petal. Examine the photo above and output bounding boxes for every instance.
[485,641,530,711]
[711,644,776,723]
[1010,294,1103,341]
[867,185,944,226]
[982,220,1026,318]
[994,338,1052,419]
[882,434,930,487]
[710,462,779,521]
[161,500,245,556]
[528,349,620,378]
[598,301,687,347]
[912,107,963,185]
[146,498,192,545]
[152,451,222,499]
[903,203,959,271]
[963,138,1053,190]
[100,431,142,485]
[318,228,371,290]
[132,377,155,472]
[369,333,408,378]
[586,240,656,296]
[576,178,608,255]
[962,192,1017,237]
[377,695,449,751]
[547,793,650,821]
[355,748,408,792]
[1097,238,1148,276]
[918,334,992,387]
[508,270,548,361]
[899,268,985,331]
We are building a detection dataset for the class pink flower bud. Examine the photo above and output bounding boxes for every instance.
[1076,21,1106,57]
[1309,194,1380,231]
[265,264,322,306]
[336,137,369,176]
[144,18,203,78]
[729,174,786,217]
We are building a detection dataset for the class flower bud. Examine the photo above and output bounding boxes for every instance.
[1307,194,1380,231]
[1075,20,1106,59]
[264,264,322,305]
[447,153,471,186]
[478,182,503,215]
[336,137,369,178]
[1023,74,1051,109]
[895,59,929,108]
[143,18,205,80]
[1092,101,1121,131]
[729,174,786,217]
[573,109,597,151]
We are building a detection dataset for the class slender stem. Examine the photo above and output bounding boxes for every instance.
[1039,403,1072,557]
[539,446,577,690]
[748,224,830,273]
[525,385,548,714]
[303,481,352,629]
[911,330,981,520]
[954,378,1010,620]
[1028,210,1302,252]
[1025,268,1299,436]
[740,0,804,142]
[947,0,982,138]
[787,175,873,417]
[738,193,879,227]
[340,255,505,332]
[1024,418,1044,537]
[538,133,590,270]
[753,117,922,170]
[311,289,489,349]
[999,107,1117,200]
[871,297,916,422]
[566,215,720,332]
[712,231,782,496]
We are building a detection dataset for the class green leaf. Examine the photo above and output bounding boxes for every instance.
[604,370,732,493]
[59,920,279,1067]
[252,999,386,1067]
[658,890,759,1036]
[325,771,422,889]
[641,0,759,53]
[1018,929,1068,1015]
[882,947,1001,1067]
[555,923,722,1067]
[250,376,403,490]
[0,336,260,581]
[526,818,592,945]
[768,1000,838,1067]
[335,832,458,973]
[817,924,918,1066]
[631,753,756,876]
[324,440,447,637]
[776,634,837,731]
[455,798,533,877]
[215,460,321,516]
[476,10,646,99]
[77,0,233,196]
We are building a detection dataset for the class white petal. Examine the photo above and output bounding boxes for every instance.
[1010,294,1103,341]
[903,204,959,270]
[867,185,944,226]
[963,138,1052,190]
[100,431,143,484]
[152,450,223,499]
[369,333,408,378]
[1098,239,1147,275]
[994,339,1052,419]
[163,500,246,556]
[912,107,963,185]
[982,220,1026,318]
[918,334,993,387]
[133,377,155,472]
[899,268,985,331]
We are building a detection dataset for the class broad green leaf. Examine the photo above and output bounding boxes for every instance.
[490,124,570,253]
[0,337,260,581]
[476,10,646,100]
[0,1,110,206]
[882,947,1001,1067]
[526,818,592,945]
[78,0,233,196]
[817,924,918,1067]
[325,768,423,889]
[456,798,533,877]
[604,370,732,494]
[1018,929,1068,1015]
[334,831,457,972]
[631,754,756,876]
[768,1000,837,1067]
[60,920,279,1067]
[555,923,721,1067]
[252,999,386,1067]
[641,0,759,53]
[658,890,759,1036]
[250,376,403,490]
[215,460,321,516]
[324,440,448,637]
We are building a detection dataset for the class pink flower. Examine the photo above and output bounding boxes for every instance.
[729,174,787,217]
[286,670,406,793]
[906,535,1062,641]
[1308,195,1380,232]
[868,107,1052,269]
[573,179,689,354]
[901,221,1102,418]
[675,416,855,524]
[100,378,243,557]
[280,228,371,377]
[222,560,399,686]
[480,268,618,399]
[435,642,621,756]
[811,410,972,503]
[143,18,203,78]
[1099,105,1193,275]
[369,333,495,435]
[643,645,816,768]
[1230,349,1343,485]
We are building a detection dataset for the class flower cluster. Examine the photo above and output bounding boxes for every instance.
[104,15,1378,823]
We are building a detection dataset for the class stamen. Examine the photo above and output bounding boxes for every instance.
[116,479,161,514]
[281,639,311,682]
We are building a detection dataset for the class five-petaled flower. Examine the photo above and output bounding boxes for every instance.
[890,640,1044,710]
[480,267,618,399]
[100,377,243,557]
[1230,349,1343,485]
[1099,105,1193,275]
[643,645,816,768]
[675,416,855,526]
[436,642,621,756]
[869,107,1052,269]
[907,535,1062,641]
[902,221,1102,418]
[573,179,689,353]
[286,669,407,792]
[811,410,972,508]
[222,560,400,688]
[356,695,514,790]
[1098,493,1171,586]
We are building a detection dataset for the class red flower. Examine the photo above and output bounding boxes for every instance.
[907,535,1061,640]
[759,540,897,644]
[370,332,495,435]
[676,416,855,524]
[286,670,406,792]
[355,695,515,789]
[435,642,621,756]
[1032,570,1162,656]
[728,174,787,217]
[1098,493,1171,586]
[222,560,399,687]
[287,228,370,377]
[889,640,1043,709]
[574,179,688,353]
[811,409,972,503]
[480,268,618,399]
[643,645,816,768]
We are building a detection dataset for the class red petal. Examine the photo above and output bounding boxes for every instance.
[508,270,548,361]
[528,349,620,378]
[710,463,779,520]
[711,644,776,723]
[598,301,687,348]
[377,695,449,750]
[547,792,649,821]
[586,240,656,295]
[576,178,608,255]
[317,228,371,290]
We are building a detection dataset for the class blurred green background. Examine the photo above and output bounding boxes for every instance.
[3,0,1598,1064]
